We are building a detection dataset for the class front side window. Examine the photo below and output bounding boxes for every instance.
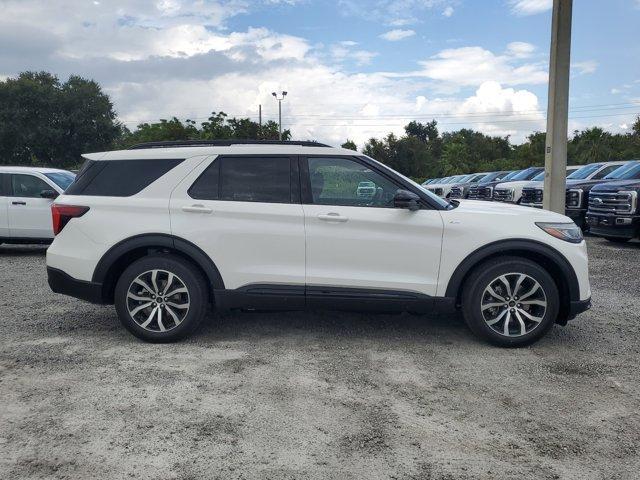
[189,156,291,203]
[11,174,52,198]
[306,157,401,208]
[592,164,622,180]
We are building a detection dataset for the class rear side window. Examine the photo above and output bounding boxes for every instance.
[189,156,292,203]
[65,158,184,197]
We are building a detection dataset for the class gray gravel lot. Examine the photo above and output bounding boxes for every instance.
[1,236,639,480]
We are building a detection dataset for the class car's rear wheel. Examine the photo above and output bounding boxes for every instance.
[461,257,559,347]
[114,255,208,342]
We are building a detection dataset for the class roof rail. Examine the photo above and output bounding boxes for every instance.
[128,139,332,149]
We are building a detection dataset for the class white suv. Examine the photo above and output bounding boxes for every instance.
[47,140,591,346]
[1,166,75,244]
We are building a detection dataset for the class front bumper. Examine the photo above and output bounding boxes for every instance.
[47,267,105,304]
[567,297,591,320]
[586,213,640,239]
[566,208,587,229]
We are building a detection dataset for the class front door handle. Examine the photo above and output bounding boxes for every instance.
[182,204,213,214]
[12,201,26,206]
[318,213,348,223]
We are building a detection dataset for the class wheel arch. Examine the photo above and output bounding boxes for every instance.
[92,233,224,304]
[445,239,580,323]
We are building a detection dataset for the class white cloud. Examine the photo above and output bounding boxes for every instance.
[0,0,551,147]
[380,29,416,41]
[331,42,378,66]
[571,60,598,76]
[442,6,454,17]
[508,0,552,16]
[456,81,544,137]
[406,45,547,90]
[506,41,535,58]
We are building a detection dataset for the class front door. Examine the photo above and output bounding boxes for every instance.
[7,173,57,238]
[301,156,444,297]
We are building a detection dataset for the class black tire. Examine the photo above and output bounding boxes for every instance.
[114,254,209,342]
[461,256,559,347]
[604,236,630,243]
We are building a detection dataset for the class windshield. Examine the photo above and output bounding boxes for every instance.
[567,163,602,180]
[447,175,466,183]
[500,170,520,181]
[510,167,543,181]
[480,171,505,183]
[44,172,76,190]
[604,161,640,179]
[467,174,487,183]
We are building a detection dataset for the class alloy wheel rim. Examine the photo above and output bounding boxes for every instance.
[126,269,190,333]
[481,273,547,337]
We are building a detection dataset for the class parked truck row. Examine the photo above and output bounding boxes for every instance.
[422,160,640,243]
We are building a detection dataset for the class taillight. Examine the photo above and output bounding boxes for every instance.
[51,204,89,235]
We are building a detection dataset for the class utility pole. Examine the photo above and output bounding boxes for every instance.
[543,0,573,213]
[271,91,287,140]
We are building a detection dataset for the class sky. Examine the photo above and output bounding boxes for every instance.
[1,0,639,147]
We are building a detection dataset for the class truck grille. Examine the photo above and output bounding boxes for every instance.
[467,186,493,200]
[588,191,637,214]
[493,188,513,202]
[521,188,543,206]
[449,186,464,199]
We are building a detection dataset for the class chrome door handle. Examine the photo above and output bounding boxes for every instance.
[182,205,213,214]
[318,213,348,222]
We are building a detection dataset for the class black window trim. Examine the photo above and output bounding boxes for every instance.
[299,154,444,210]
[188,154,300,205]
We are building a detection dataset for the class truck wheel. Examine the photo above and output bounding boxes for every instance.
[461,257,559,347]
[114,255,209,342]
[604,237,630,243]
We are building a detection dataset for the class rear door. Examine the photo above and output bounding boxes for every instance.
[169,155,306,303]
[7,173,57,238]
[0,174,9,238]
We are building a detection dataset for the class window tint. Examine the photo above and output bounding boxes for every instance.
[0,173,7,196]
[11,174,52,198]
[189,156,292,203]
[65,158,184,196]
[307,157,401,208]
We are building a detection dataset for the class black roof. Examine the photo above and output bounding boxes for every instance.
[128,139,332,150]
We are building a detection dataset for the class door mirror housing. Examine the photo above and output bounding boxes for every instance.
[40,189,59,199]
[394,189,420,211]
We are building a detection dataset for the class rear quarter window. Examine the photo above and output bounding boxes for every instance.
[66,158,184,196]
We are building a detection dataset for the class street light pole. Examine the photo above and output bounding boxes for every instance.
[272,91,287,140]
[543,0,573,213]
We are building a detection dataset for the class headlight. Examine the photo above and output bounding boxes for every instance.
[566,189,583,208]
[536,222,583,243]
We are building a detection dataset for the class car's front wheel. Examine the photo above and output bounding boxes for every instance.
[461,257,559,347]
[114,255,208,342]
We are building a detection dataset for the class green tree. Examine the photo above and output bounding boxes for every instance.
[0,71,122,167]
[341,139,357,151]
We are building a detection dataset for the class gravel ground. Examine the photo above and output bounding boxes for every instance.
[0,236,639,480]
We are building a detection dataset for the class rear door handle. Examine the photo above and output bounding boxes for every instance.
[182,204,213,214]
[12,201,26,206]
[318,213,348,223]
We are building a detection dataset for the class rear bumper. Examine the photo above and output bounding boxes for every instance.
[47,267,105,304]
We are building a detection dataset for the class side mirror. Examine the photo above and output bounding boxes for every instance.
[393,189,420,211]
[40,189,59,199]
